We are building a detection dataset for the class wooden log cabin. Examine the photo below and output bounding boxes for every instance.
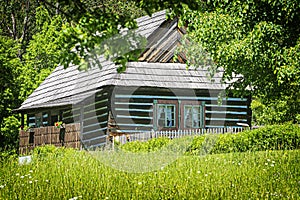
[15,10,251,152]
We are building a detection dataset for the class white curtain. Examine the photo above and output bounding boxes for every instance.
[192,107,199,127]
[165,106,173,127]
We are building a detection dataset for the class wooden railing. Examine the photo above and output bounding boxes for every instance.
[116,127,245,144]
[19,123,81,154]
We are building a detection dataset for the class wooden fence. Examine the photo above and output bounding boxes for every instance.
[19,123,81,154]
[116,127,245,144]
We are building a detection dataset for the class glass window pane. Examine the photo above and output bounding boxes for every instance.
[157,106,165,128]
[157,104,176,128]
[184,106,192,128]
[184,105,202,128]
[192,107,199,128]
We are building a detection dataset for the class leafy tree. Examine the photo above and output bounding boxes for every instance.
[0,0,41,58]
[19,6,63,100]
[0,6,63,151]
[176,0,300,123]
[0,36,22,150]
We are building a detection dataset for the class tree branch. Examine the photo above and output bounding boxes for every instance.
[11,13,16,40]
[20,0,30,44]
[38,0,73,20]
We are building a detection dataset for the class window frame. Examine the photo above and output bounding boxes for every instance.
[155,100,178,131]
[180,101,205,129]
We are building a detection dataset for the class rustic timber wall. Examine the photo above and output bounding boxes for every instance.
[19,123,81,155]
[111,86,251,133]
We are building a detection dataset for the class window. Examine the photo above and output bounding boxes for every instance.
[155,100,178,130]
[27,114,35,128]
[42,112,49,126]
[157,104,176,128]
[181,101,205,129]
[184,105,203,128]
[154,100,204,130]
[35,116,42,128]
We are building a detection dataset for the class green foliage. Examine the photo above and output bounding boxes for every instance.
[0,6,63,152]
[0,7,61,152]
[0,148,299,199]
[188,123,300,155]
[32,145,75,161]
[0,115,21,151]
[0,36,23,151]
[0,0,40,57]
[121,124,300,155]
[252,97,300,125]
[120,137,170,152]
[179,0,300,122]
[19,6,63,100]
[0,36,22,124]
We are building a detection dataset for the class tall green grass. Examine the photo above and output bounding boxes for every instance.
[0,147,299,199]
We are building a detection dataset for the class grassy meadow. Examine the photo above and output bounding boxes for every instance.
[0,147,299,199]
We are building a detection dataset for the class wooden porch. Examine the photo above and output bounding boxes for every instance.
[19,123,81,154]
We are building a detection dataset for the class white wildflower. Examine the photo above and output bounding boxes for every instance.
[138,182,142,185]
[267,159,271,162]
[35,180,38,182]
[205,174,208,177]
[29,181,32,184]
[45,180,49,182]
[16,173,20,176]
[29,170,33,173]
[265,163,268,165]
[197,171,201,174]
[20,176,24,179]
[0,184,5,189]
[270,164,274,167]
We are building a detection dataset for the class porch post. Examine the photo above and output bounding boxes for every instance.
[21,113,25,130]
[178,100,181,130]
[153,100,157,131]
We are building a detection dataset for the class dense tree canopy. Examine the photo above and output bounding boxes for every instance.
[175,0,300,124]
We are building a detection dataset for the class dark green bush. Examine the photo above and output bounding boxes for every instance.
[190,123,300,155]
[121,124,300,155]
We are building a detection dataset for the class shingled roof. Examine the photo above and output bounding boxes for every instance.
[16,10,226,112]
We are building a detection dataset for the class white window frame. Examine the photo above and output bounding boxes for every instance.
[157,104,176,128]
